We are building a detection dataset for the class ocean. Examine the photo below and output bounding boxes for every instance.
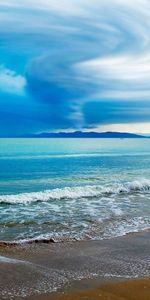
[0,138,150,243]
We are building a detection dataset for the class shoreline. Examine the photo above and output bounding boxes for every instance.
[0,230,150,299]
[0,227,150,248]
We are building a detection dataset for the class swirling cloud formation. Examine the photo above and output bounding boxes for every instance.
[0,0,150,135]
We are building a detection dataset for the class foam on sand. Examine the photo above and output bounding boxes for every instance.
[0,255,29,264]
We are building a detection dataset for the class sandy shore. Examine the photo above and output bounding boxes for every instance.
[0,231,150,299]
[28,278,150,300]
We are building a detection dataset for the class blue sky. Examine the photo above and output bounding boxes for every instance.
[0,0,150,135]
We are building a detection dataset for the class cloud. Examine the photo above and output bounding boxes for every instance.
[93,122,150,134]
[82,100,150,127]
[0,65,26,95]
[25,0,150,130]
[0,0,150,134]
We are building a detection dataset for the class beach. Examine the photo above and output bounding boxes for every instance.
[0,138,150,299]
[1,0,150,298]
[0,230,149,299]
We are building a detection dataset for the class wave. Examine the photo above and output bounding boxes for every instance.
[0,179,150,204]
[1,152,150,160]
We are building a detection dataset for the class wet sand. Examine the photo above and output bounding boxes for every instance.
[28,278,150,300]
[0,231,150,299]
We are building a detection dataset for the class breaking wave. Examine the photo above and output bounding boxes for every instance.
[0,179,150,204]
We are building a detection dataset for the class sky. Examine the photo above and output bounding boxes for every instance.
[0,0,150,136]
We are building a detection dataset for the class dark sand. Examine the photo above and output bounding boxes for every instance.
[0,231,150,299]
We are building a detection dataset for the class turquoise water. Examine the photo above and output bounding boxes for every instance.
[0,138,150,241]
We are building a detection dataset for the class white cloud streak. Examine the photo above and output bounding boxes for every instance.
[72,0,150,101]
[0,66,26,95]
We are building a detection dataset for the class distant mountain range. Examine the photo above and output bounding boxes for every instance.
[16,131,148,138]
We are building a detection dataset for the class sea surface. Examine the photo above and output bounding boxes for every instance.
[0,138,150,242]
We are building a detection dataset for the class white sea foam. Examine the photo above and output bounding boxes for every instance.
[0,179,150,204]
[129,179,150,191]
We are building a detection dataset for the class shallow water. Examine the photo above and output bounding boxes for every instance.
[0,138,150,242]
